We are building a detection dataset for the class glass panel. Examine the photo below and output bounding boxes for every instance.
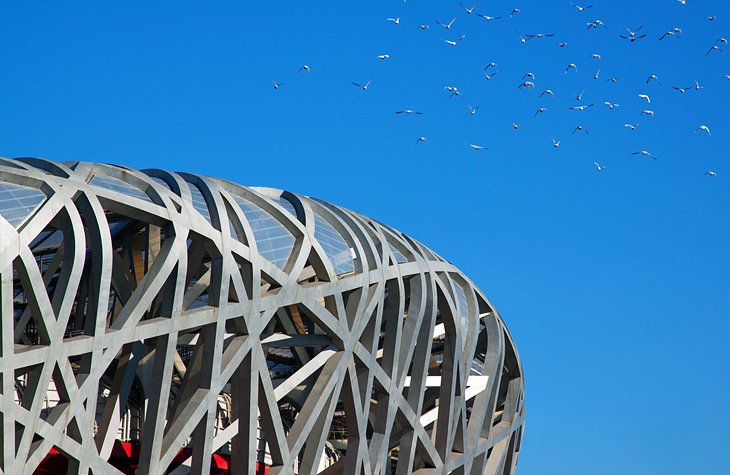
[270,196,297,218]
[452,279,469,330]
[187,183,212,224]
[387,242,407,264]
[150,176,172,192]
[233,194,295,270]
[313,211,354,275]
[0,182,46,228]
[89,175,151,203]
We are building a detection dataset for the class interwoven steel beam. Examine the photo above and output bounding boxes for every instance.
[0,157,524,475]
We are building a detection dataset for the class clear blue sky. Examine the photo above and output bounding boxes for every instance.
[2,1,729,473]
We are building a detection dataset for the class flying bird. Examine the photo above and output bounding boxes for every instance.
[604,101,620,109]
[483,62,498,70]
[416,136,428,144]
[436,17,457,30]
[352,78,373,90]
[573,125,589,134]
[624,123,639,130]
[527,33,555,40]
[386,17,400,25]
[632,150,657,159]
[570,3,594,12]
[593,162,606,171]
[707,16,717,21]
[468,144,488,150]
[442,35,466,46]
[672,86,691,93]
[459,2,479,14]
[539,89,555,97]
[298,65,311,72]
[704,171,718,176]
[573,89,586,101]
[587,19,606,29]
[646,74,661,85]
[513,123,522,129]
[638,94,651,103]
[552,138,560,148]
[376,54,390,60]
[468,105,479,116]
[478,14,502,21]
[271,80,284,89]
[523,72,536,80]
[570,104,594,111]
[591,53,601,59]
[693,80,704,91]
[565,63,578,74]
[417,25,430,30]
[518,81,536,89]
[641,109,655,116]
[535,107,548,115]
[396,109,423,115]
[706,45,724,55]
[483,71,497,80]
[593,69,601,80]
[510,9,521,17]
[697,125,711,135]
[619,25,647,42]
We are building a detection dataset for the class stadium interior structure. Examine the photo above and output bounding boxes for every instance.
[0,158,524,474]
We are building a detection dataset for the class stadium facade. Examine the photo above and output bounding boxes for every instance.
[0,158,524,474]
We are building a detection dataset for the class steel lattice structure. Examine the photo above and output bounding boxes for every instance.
[0,157,524,475]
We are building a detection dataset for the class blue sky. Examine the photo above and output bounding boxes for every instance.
[2,1,729,473]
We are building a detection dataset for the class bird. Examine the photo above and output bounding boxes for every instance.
[396,109,423,115]
[468,105,479,116]
[591,53,602,60]
[619,25,647,42]
[522,72,536,80]
[510,8,521,17]
[641,109,655,116]
[638,94,651,103]
[416,136,428,144]
[573,125,589,134]
[672,86,691,93]
[697,125,711,135]
[376,54,390,60]
[459,2,479,14]
[513,123,522,129]
[570,104,594,111]
[573,89,586,101]
[717,38,728,45]
[450,90,463,98]
[693,80,704,91]
[570,3,594,12]
[724,74,730,80]
[468,144,488,150]
[417,25,430,30]
[539,89,555,97]
[593,69,601,80]
[516,31,527,44]
[704,171,718,176]
[646,74,661,85]
[587,19,606,29]
[527,33,555,40]
[298,65,311,72]
[552,138,560,148]
[604,101,620,109]
[484,71,497,80]
[659,28,682,40]
[478,14,502,21]
[633,150,657,159]
[593,162,606,171]
[352,78,373,90]
[444,86,459,92]
[624,123,639,130]
[271,80,284,89]
[677,0,687,4]
[442,35,466,46]
[706,45,724,55]
[707,16,717,21]
[436,17,457,30]
[565,63,578,74]
[535,107,548,116]
[483,62,498,70]
[607,77,619,83]
[386,17,400,25]
[518,81,535,89]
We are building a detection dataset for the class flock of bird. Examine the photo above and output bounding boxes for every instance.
[270,2,726,176]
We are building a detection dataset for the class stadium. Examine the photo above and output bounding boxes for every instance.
[0,157,524,474]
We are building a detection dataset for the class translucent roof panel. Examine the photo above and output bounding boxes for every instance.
[313,211,354,275]
[0,182,46,228]
[187,183,212,224]
[233,194,295,270]
[269,196,297,218]
[90,175,152,203]
[149,176,172,192]
[387,242,407,264]
[452,279,470,332]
